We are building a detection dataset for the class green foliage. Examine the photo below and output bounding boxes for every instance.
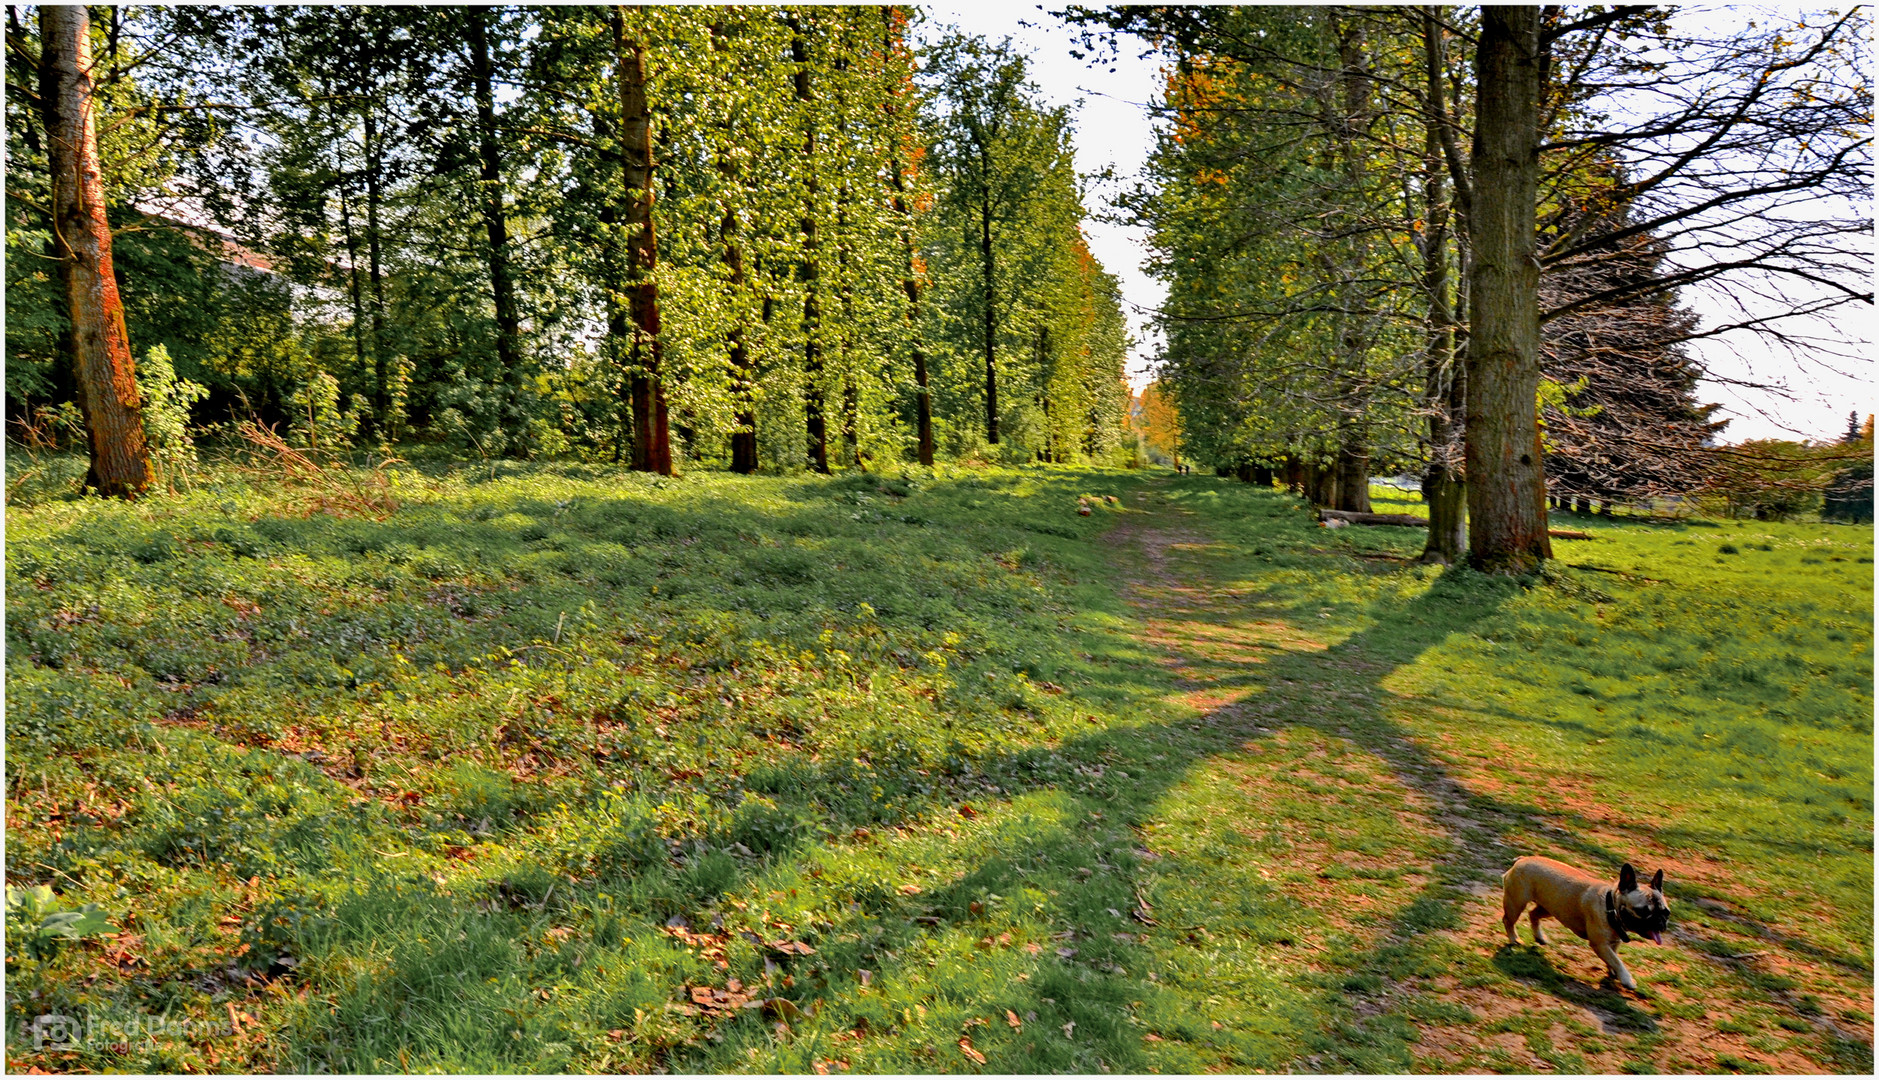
[1703,439,1862,521]
[921,33,1133,465]
[6,886,113,960]
[137,345,210,491]
[286,369,359,451]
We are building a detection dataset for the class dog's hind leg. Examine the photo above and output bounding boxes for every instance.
[1501,891,1525,944]
[1527,904,1549,945]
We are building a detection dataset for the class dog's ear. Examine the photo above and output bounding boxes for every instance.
[1618,863,1638,892]
[1650,868,1664,892]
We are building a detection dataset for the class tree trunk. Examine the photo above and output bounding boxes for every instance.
[1419,6,1466,564]
[1333,441,1371,512]
[980,163,999,445]
[1327,18,1375,516]
[1465,6,1551,573]
[722,188,757,476]
[613,8,672,476]
[788,16,829,474]
[467,7,524,453]
[40,4,149,498]
[712,22,759,475]
[1303,462,1339,507]
[890,159,933,464]
[1281,455,1305,495]
[339,190,369,378]
[837,176,861,469]
[881,8,933,468]
[363,109,390,429]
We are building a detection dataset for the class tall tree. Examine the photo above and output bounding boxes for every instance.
[1417,6,1467,562]
[463,6,527,451]
[40,4,150,497]
[1464,6,1550,572]
[787,11,831,473]
[926,36,1060,447]
[882,7,935,466]
[613,7,672,476]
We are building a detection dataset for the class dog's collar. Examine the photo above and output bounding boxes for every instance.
[1604,888,1631,944]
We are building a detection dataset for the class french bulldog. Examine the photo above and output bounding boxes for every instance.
[1501,855,1669,990]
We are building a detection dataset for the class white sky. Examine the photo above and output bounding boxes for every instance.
[917,4,1170,392]
[918,3,1872,445]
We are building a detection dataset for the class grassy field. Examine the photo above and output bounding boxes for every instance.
[4,457,1871,1073]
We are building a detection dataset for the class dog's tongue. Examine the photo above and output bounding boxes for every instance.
[1646,929,1663,944]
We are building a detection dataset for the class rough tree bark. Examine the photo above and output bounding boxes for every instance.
[1419,5,1467,564]
[466,7,524,451]
[613,7,673,476]
[40,4,150,498]
[1465,6,1551,572]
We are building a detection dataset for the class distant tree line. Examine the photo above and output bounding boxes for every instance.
[5,5,1137,493]
[1065,5,1871,567]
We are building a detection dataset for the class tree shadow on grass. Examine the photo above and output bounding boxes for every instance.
[1142,529,1868,1072]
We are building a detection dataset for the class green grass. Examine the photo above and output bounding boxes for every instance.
[5,460,1871,1073]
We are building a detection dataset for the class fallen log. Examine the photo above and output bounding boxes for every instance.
[1316,508,1597,540]
[1317,509,1427,527]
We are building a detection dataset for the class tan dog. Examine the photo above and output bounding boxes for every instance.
[1501,856,1669,990]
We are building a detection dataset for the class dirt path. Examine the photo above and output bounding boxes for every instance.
[1102,481,1872,1074]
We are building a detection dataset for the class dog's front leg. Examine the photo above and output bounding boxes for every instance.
[1592,941,1635,990]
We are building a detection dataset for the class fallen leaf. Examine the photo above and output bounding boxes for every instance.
[857,969,873,987]
[1063,1019,1077,1038]
[958,804,977,819]
[1056,947,1077,958]
[897,884,922,896]
[1023,941,1042,955]
[607,1029,626,1041]
[957,1037,987,1065]
[1006,1009,1022,1031]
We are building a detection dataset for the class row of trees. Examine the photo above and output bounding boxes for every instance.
[5,5,1135,493]
[1074,5,1870,569]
